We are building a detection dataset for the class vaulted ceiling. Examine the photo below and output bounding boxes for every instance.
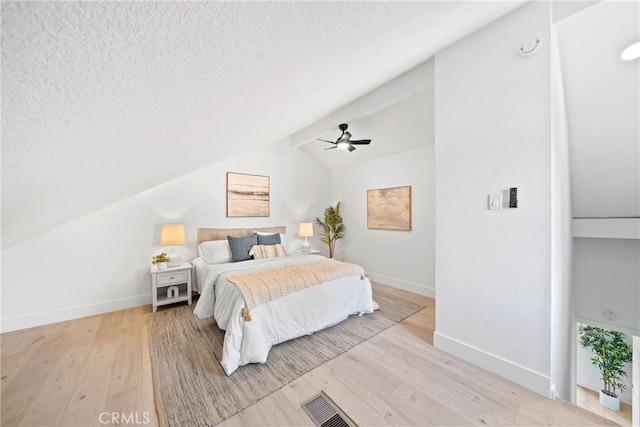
[305,89,435,170]
[556,0,639,218]
[1,1,523,249]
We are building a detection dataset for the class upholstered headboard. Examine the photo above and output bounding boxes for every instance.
[196,226,287,246]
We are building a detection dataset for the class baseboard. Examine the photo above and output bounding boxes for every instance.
[1,294,152,333]
[434,331,551,398]
[367,272,435,298]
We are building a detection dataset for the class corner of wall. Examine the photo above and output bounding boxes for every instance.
[367,272,435,298]
[434,332,552,398]
[1,294,151,333]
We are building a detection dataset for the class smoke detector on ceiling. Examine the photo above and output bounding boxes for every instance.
[519,36,541,57]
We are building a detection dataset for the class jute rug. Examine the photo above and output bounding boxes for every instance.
[148,283,428,427]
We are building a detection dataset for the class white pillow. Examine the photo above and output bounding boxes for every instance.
[198,240,232,264]
[249,244,288,259]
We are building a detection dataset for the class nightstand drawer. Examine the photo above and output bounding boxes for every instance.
[157,271,187,285]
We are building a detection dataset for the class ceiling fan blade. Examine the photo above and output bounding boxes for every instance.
[348,145,356,152]
[349,139,371,145]
[324,146,338,150]
[317,138,337,144]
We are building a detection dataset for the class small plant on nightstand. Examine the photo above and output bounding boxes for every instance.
[152,252,170,270]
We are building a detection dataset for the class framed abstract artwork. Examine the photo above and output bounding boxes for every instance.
[226,172,270,217]
[367,185,411,231]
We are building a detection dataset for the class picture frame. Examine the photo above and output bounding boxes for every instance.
[367,185,411,231]
[226,172,270,217]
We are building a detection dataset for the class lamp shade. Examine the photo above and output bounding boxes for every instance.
[298,223,314,238]
[160,224,186,246]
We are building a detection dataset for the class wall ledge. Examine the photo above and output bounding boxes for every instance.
[572,218,639,239]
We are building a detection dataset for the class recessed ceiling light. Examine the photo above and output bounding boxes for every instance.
[621,41,640,61]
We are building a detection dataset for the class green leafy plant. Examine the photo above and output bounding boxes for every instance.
[577,324,632,398]
[152,252,170,265]
[316,202,345,259]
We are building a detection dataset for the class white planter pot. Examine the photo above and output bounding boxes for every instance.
[599,390,620,411]
[156,262,168,270]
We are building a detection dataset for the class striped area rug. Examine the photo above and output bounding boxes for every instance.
[148,283,428,427]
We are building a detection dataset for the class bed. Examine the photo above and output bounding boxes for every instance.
[191,226,375,375]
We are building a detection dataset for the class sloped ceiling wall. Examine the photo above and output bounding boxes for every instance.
[306,89,435,170]
[556,0,640,218]
[1,1,523,249]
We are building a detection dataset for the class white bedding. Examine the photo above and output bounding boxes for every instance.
[192,254,374,375]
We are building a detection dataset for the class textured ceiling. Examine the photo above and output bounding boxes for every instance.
[1,1,522,249]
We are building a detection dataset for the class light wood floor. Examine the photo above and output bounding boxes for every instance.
[577,386,632,426]
[1,284,619,426]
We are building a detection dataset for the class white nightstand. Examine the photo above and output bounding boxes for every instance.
[150,262,192,312]
[292,249,322,255]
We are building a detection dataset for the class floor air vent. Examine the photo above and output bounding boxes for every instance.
[302,391,357,427]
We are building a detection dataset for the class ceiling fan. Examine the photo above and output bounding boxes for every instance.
[317,123,371,152]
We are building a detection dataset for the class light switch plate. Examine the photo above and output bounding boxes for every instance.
[488,194,502,210]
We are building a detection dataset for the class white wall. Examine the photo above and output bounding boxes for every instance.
[326,87,435,297]
[1,138,330,332]
[434,1,553,397]
[550,26,575,403]
[574,238,640,333]
[330,146,435,297]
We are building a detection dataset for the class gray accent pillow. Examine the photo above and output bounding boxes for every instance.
[257,233,281,246]
[227,234,258,262]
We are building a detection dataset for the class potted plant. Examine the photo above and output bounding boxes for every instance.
[577,324,632,411]
[152,252,170,270]
[316,202,345,259]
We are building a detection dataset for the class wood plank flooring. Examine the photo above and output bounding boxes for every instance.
[577,386,632,426]
[1,284,620,426]
[1,307,158,427]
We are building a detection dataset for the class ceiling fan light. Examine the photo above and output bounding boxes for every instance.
[337,142,349,150]
[621,41,640,61]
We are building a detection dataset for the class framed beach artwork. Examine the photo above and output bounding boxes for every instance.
[367,185,411,231]
[226,172,270,217]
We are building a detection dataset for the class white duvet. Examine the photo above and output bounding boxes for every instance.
[192,255,374,375]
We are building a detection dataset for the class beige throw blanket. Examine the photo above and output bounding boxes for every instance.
[227,259,366,321]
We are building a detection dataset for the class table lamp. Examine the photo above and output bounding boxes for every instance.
[160,224,186,267]
[298,223,313,252]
